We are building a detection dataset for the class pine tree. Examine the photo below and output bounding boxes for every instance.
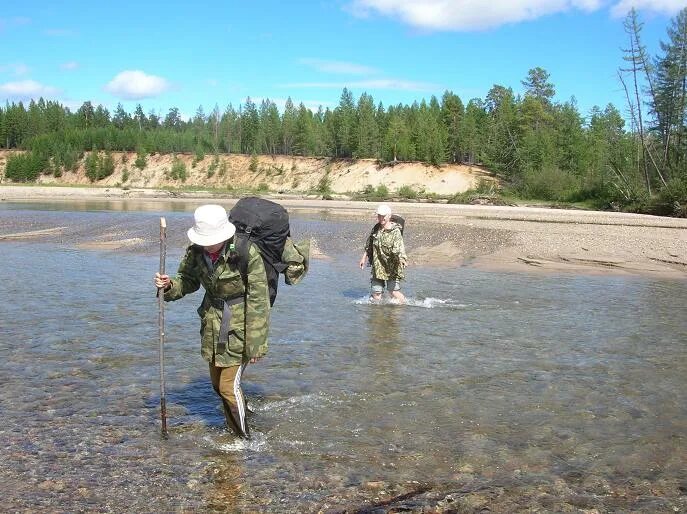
[335,88,356,158]
[282,98,297,155]
[653,7,687,176]
[355,92,379,158]
[441,91,464,163]
[134,104,147,131]
[240,98,259,154]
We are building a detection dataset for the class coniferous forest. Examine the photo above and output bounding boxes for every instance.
[1,8,686,216]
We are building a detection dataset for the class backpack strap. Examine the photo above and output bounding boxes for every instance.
[234,232,250,289]
[366,223,381,263]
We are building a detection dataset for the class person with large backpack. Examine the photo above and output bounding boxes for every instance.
[358,203,407,303]
[153,202,308,438]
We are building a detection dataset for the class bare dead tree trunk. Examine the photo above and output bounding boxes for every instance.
[619,71,668,189]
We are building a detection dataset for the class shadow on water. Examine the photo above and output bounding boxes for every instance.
[146,375,224,428]
[342,287,369,299]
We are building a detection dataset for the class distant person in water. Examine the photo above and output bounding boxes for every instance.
[359,203,407,303]
[153,204,270,438]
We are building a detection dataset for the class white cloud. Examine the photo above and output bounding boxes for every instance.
[104,70,170,100]
[299,58,380,75]
[45,28,76,37]
[60,61,79,71]
[610,0,687,17]
[0,63,30,76]
[0,80,60,101]
[347,0,606,31]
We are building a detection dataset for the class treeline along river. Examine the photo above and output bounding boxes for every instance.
[0,201,685,512]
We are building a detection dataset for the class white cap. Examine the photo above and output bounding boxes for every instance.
[187,204,236,246]
[376,204,391,216]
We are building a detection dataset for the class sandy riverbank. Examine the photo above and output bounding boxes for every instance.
[2,185,686,278]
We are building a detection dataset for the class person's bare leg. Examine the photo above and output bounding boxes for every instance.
[371,292,383,302]
[390,290,406,303]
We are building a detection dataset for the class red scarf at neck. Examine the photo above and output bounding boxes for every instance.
[206,248,222,263]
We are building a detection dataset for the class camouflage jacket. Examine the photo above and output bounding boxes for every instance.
[365,222,407,280]
[164,242,270,367]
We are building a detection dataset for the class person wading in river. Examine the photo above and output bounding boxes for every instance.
[359,203,407,303]
[153,204,270,438]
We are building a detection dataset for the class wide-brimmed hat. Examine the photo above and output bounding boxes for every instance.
[187,204,236,246]
[376,203,391,216]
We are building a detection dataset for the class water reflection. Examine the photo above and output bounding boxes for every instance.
[366,303,402,347]
[0,199,203,213]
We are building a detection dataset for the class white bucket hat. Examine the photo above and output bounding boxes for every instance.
[376,203,391,216]
[187,204,236,246]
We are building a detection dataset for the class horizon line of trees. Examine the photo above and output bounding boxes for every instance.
[1,8,686,215]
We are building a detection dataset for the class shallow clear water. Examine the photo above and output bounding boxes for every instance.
[0,202,685,512]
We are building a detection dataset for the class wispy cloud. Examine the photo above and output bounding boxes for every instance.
[60,61,79,71]
[44,28,76,37]
[610,0,687,17]
[12,16,31,25]
[0,80,60,101]
[0,16,31,32]
[281,78,441,92]
[347,0,608,31]
[299,58,380,75]
[0,63,30,76]
[104,70,171,100]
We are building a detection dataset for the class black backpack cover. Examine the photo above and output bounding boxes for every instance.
[229,197,290,306]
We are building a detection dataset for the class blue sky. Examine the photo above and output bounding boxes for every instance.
[2,0,686,121]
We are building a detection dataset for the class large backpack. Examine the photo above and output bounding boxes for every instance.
[366,214,405,263]
[228,197,291,306]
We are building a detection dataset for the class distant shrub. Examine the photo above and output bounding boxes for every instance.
[316,173,332,195]
[193,146,205,166]
[134,149,147,170]
[257,182,269,192]
[5,152,44,182]
[170,158,187,181]
[448,179,510,205]
[84,151,115,182]
[645,178,687,217]
[398,185,417,199]
[249,154,259,173]
[47,143,80,175]
[101,152,115,178]
[85,152,100,181]
[351,183,391,201]
[516,167,578,201]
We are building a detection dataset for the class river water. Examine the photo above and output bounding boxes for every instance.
[0,201,685,513]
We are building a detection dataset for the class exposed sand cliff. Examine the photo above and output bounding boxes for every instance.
[0,151,493,196]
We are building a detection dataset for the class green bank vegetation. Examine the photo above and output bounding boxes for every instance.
[1,8,686,216]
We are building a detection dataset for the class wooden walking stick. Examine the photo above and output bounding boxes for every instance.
[158,217,169,438]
